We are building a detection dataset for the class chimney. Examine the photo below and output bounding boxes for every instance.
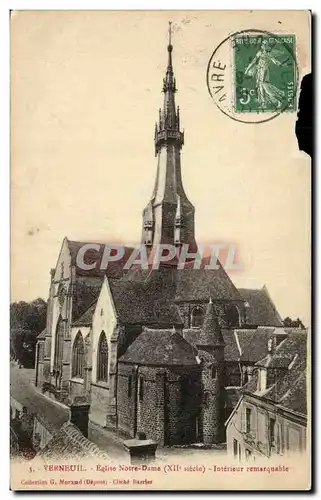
[70,397,90,438]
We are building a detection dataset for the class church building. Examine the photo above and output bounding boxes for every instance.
[35,26,284,446]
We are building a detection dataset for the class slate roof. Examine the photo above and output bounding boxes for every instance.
[119,328,199,367]
[109,262,244,327]
[243,332,308,417]
[72,277,102,322]
[175,264,242,302]
[183,329,239,362]
[37,422,110,460]
[36,329,47,341]
[184,327,287,364]
[280,371,307,414]
[223,331,240,361]
[237,327,278,363]
[238,286,283,327]
[264,331,307,369]
[67,239,134,279]
[197,299,225,346]
[68,240,241,304]
[265,356,307,416]
[72,300,97,327]
[109,267,183,327]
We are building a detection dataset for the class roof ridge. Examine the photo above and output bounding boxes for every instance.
[233,330,242,357]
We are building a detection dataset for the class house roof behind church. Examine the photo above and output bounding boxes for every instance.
[238,286,283,327]
[266,330,307,369]
[279,371,307,414]
[243,331,307,416]
[236,327,278,363]
[184,327,298,366]
[119,328,199,366]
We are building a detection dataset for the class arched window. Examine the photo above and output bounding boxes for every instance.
[72,332,85,378]
[97,332,108,383]
[211,365,217,379]
[54,316,64,369]
[225,305,240,328]
[191,306,205,328]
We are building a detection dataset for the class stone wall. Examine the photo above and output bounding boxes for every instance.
[33,418,53,450]
[117,363,136,437]
[70,379,86,402]
[117,363,201,445]
[89,382,110,427]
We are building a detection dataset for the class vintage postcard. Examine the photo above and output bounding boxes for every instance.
[10,10,311,491]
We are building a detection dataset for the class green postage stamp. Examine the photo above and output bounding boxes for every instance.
[233,34,297,113]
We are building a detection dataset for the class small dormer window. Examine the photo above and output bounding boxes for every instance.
[225,305,240,328]
[191,306,205,328]
[211,365,217,379]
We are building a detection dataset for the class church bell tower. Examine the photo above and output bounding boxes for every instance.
[197,298,226,445]
[141,23,197,256]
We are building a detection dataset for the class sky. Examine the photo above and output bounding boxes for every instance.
[10,10,311,325]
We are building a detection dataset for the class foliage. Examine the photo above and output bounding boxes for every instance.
[10,298,47,367]
[283,317,306,329]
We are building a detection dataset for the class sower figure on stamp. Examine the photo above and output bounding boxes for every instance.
[245,40,285,109]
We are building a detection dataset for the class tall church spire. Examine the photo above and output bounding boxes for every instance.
[155,22,183,156]
[142,24,197,255]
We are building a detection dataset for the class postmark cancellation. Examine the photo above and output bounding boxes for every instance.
[207,30,298,123]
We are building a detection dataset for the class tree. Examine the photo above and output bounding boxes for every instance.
[10,298,47,367]
[283,317,306,329]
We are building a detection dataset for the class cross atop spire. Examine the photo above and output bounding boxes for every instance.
[163,22,176,93]
[168,21,172,47]
[154,24,183,156]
